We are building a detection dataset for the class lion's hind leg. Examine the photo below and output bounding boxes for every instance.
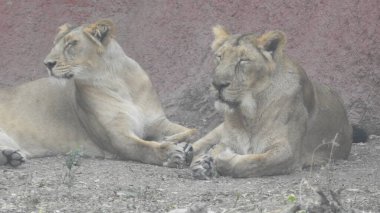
[0,130,26,167]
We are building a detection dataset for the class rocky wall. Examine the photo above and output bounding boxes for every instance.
[0,0,379,135]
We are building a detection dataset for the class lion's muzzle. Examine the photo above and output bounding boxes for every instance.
[44,60,57,72]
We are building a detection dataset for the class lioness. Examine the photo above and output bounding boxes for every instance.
[191,26,353,179]
[0,19,195,167]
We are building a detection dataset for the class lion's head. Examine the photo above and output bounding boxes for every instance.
[43,19,118,79]
[210,25,286,110]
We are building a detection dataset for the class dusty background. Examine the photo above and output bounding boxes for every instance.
[0,1,379,212]
[0,0,379,135]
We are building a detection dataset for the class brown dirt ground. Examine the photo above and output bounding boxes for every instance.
[0,136,379,213]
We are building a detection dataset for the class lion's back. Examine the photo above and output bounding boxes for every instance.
[0,78,101,157]
[301,80,352,166]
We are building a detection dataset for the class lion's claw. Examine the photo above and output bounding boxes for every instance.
[1,149,26,167]
[163,143,193,168]
[191,154,217,180]
[183,143,193,166]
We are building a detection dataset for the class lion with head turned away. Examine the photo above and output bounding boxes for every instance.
[0,19,195,168]
[190,26,356,179]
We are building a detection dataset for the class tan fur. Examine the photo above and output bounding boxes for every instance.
[211,25,230,50]
[0,20,195,167]
[191,26,352,179]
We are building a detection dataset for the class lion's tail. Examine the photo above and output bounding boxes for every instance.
[352,125,368,143]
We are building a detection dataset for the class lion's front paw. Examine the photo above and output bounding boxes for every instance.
[191,154,217,180]
[163,142,193,168]
[0,149,26,167]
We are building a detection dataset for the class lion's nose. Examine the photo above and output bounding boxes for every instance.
[212,81,230,92]
[44,60,57,71]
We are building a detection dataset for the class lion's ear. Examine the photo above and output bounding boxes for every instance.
[84,19,115,46]
[211,25,230,51]
[257,31,286,60]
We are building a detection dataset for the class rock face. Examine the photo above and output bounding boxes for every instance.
[0,1,379,135]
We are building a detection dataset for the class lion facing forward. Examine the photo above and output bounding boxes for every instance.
[0,19,195,167]
[191,26,353,179]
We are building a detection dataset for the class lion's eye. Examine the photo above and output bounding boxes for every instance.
[214,55,222,64]
[66,40,78,48]
[238,59,250,66]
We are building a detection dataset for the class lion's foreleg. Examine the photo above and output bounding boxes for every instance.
[192,123,223,156]
[216,146,294,178]
[147,118,196,143]
[0,130,27,166]
[160,119,197,143]
[106,131,192,167]
[110,133,162,162]
[190,142,225,179]
[190,124,224,179]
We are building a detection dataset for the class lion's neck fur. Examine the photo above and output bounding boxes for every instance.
[72,39,149,98]
[225,60,301,131]
[58,39,150,125]
[83,39,143,81]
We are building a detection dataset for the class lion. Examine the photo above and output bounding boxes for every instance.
[0,19,195,168]
[190,26,354,179]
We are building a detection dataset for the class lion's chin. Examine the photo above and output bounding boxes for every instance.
[217,94,240,107]
[214,99,239,113]
[50,71,74,79]
[48,77,68,87]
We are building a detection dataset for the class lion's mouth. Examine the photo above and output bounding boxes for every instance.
[49,70,74,79]
[217,93,239,108]
[63,72,74,79]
